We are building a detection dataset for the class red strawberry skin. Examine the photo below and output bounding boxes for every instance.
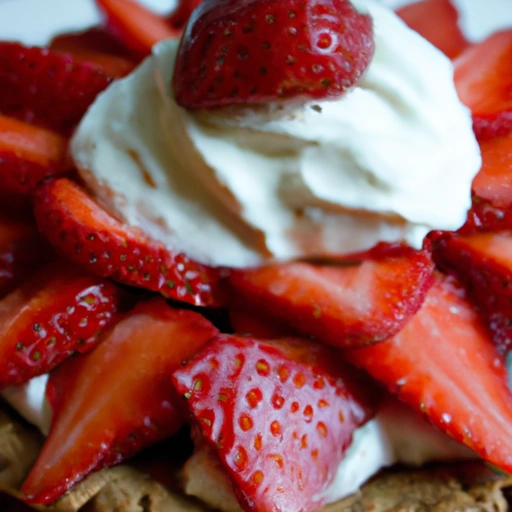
[0,43,129,135]
[345,273,512,473]
[173,0,375,109]
[168,0,204,28]
[228,247,434,348]
[22,298,219,505]
[431,230,512,355]
[173,335,376,512]
[34,178,227,307]
[0,262,124,389]
[454,30,512,140]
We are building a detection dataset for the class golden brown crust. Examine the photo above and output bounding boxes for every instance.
[1,403,511,512]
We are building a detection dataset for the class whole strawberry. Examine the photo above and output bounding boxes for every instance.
[173,0,375,109]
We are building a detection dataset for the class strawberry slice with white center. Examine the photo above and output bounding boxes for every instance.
[173,335,377,512]
[454,29,512,140]
[173,0,375,109]
[345,273,512,473]
[0,262,124,389]
[34,178,227,307]
[228,246,434,348]
[0,42,132,135]
[431,230,512,355]
[22,298,219,505]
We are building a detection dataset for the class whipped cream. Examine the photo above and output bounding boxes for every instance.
[72,0,480,268]
[1,374,52,436]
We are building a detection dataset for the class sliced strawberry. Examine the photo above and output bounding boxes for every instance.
[345,274,512,473]
[461,133,512,232]
[173,0,375,109]
[0,262,124,389]
[396,0,468,60]
[228,247,434,348]
[50,27,137,74]
[0,42,129,135]
[229,305,293,339]
[96,0,180,58]
[454,30,512,139]
[0,115,69,196]
[173,335,376,512]
[431,230,512,355]
[34,178,226,307]
[167,0,204,29]
[22,298,218,505]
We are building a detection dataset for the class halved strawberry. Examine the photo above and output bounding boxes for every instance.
[0,42,130,135]
[173,0,375,109]
[345,273,512,473]
[0,115,69,196]
[173,335,377,512]
[167,0,204,29]
[396,0,468,60]
[0,262,124,389]
[462,133,512,232]
[431,230,512,355]
[96,0,180,58]
[34,178,227,307]
[22,298,218,505]
[454,30,512,139]
[228,247,434,348]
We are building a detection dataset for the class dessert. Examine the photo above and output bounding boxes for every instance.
[0,0,511,511]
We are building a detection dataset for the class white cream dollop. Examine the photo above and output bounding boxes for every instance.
[72,0,480,268]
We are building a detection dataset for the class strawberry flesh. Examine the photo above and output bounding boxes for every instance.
[454,29,512,140]
[0,42,129,135]
[431,230,512,355]
[396,0,468,60]
[22,298,219,505]
[228,247,434,348]
[173,0,375,109]
[173,335,377,512]
[0,262,123,389]
[345,273,512,473]
[34,178,227,307]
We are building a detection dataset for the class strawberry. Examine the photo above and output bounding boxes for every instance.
[173,335,377,512]
[228,246,434,348]
[34,178,227,307]
[0,262,124,389]
[96,0,180,58]
[431,230,512,355]
[173,0,375,109]
[168,0,204,28]
[229,305,294,338]
[396,0,468,60]
[0,115,69,196]
[22,298,218,505]
[345,273,512,473]
[454,30,512,140]
[461,133,512,233]
[0,42,130,135]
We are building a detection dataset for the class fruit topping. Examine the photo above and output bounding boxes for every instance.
[173,335,377,512]
[345,273,512,473]
[0,262,124,389]
[431,230,512,355]
[228,246,434,348]
[96,0,180,58]
[168,0,204,29]
[454,29,512,140]
[173,0,375,109]
[462,133,512,232]
[0,42,130,135]
[396,0,468,60]
[22,298,219,505]
[34,178,227,307]
[0,115,69,196]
